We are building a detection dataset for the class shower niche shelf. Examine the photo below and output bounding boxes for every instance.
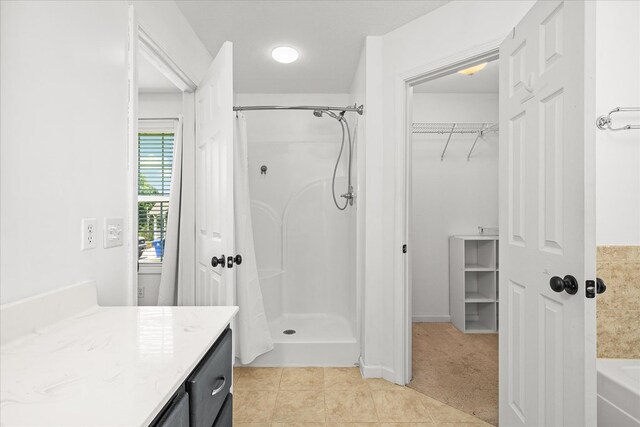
[449,235,499,333]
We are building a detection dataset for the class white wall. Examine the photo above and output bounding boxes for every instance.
[1,1,211,306]
[411,93,498,321]
[359,0,535,382]
[595,1,640,245]
[350,46,367,362]
[236,93,358,330]
[139,92,183,119]
[1,1,130,305]
[358,36,387,378]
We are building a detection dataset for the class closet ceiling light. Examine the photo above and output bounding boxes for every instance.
[458,63,488,76]
[271,46,299,64]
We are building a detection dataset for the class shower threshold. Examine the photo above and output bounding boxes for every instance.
[247,313,360,367]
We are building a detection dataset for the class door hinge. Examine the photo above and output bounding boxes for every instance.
[402,244,407,254]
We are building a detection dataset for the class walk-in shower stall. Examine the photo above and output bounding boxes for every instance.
[237,96,362,366]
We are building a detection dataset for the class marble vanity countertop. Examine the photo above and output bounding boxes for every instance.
[0,305,238,427]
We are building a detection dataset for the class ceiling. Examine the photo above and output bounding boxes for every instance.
[414,60,499,94]
[176,1,449,93]
[138,52,181,93]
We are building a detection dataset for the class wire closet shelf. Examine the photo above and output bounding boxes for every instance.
[412,122,498,161]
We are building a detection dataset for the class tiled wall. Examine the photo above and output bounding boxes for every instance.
[596,246,640,359]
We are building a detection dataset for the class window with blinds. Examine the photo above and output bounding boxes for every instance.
[138,132,174,263]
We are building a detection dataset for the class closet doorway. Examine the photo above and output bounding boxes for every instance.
[407,58,500,426]
[129,26,197,306]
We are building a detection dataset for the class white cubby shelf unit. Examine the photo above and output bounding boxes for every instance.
[449,235,499,333]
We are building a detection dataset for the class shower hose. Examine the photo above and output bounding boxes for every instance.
[332,117,353,211]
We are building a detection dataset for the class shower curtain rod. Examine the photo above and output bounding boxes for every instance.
[139,117,180,121]
[233,104,364,115]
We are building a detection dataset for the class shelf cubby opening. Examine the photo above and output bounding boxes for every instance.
[464,302,496,332]
[464,239,495,269]
[464,271,496,302]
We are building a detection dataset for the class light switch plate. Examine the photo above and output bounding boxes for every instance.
[81,218,98,250]
[104,218,124,248]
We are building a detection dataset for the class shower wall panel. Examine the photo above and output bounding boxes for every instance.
[237,93,357,333]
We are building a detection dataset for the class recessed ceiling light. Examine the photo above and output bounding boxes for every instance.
[271,46,299,64]
[458,63,488,76]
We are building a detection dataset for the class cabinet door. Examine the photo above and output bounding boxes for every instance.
[213,394,233,427]
[155,392,189,427]
[187,329,232,427]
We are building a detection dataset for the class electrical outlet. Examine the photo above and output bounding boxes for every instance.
[104,218,124,248]
[81,218,98,250]
[138,287,145,298]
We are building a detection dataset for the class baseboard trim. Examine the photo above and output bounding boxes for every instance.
[412,314,451,323]
[359,356,380,377]
[359,356,396,383]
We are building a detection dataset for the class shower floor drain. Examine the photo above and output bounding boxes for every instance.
[283,329,296,335]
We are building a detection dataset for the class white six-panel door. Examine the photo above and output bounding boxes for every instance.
[498,1,597,426]
[195,42,235,307]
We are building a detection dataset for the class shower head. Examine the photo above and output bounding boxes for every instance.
[312,109,344,121]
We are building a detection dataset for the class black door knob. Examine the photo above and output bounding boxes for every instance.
[226,254,242,268]
[211,255,226,268]
[550,275,578,295]
[596,278,607,294]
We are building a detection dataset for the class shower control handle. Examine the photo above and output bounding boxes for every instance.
[211,255,226,268]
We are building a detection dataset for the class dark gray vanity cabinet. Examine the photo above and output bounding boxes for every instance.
[150,327,233,427]
[213,394,232,427]
[155,391,190,427]
[187,328,232,427]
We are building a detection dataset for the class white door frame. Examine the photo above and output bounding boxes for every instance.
[127,6,197,305]
[393,39,503,385]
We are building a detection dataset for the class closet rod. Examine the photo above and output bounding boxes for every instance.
[412,122,498,134]
[233,104,364,115]
[139,117,180,121]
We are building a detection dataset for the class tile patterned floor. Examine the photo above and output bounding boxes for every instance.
[233,367,492,427]
[408,323,498,426]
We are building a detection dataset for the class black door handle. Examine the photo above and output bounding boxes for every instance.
[211,255,226,268]
[550,275,578,295]
[586,278,607,298]
[227,254,242,268]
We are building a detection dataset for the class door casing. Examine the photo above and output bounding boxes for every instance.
[394,41,502,385]
[127,6,197,305]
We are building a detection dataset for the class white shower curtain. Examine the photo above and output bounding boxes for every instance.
[157,117,185,306]
[234,113,274,364]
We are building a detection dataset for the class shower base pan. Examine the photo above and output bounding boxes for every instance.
[246,313,360,367]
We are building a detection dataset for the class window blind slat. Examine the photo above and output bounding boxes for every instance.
[138,132,174,263]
